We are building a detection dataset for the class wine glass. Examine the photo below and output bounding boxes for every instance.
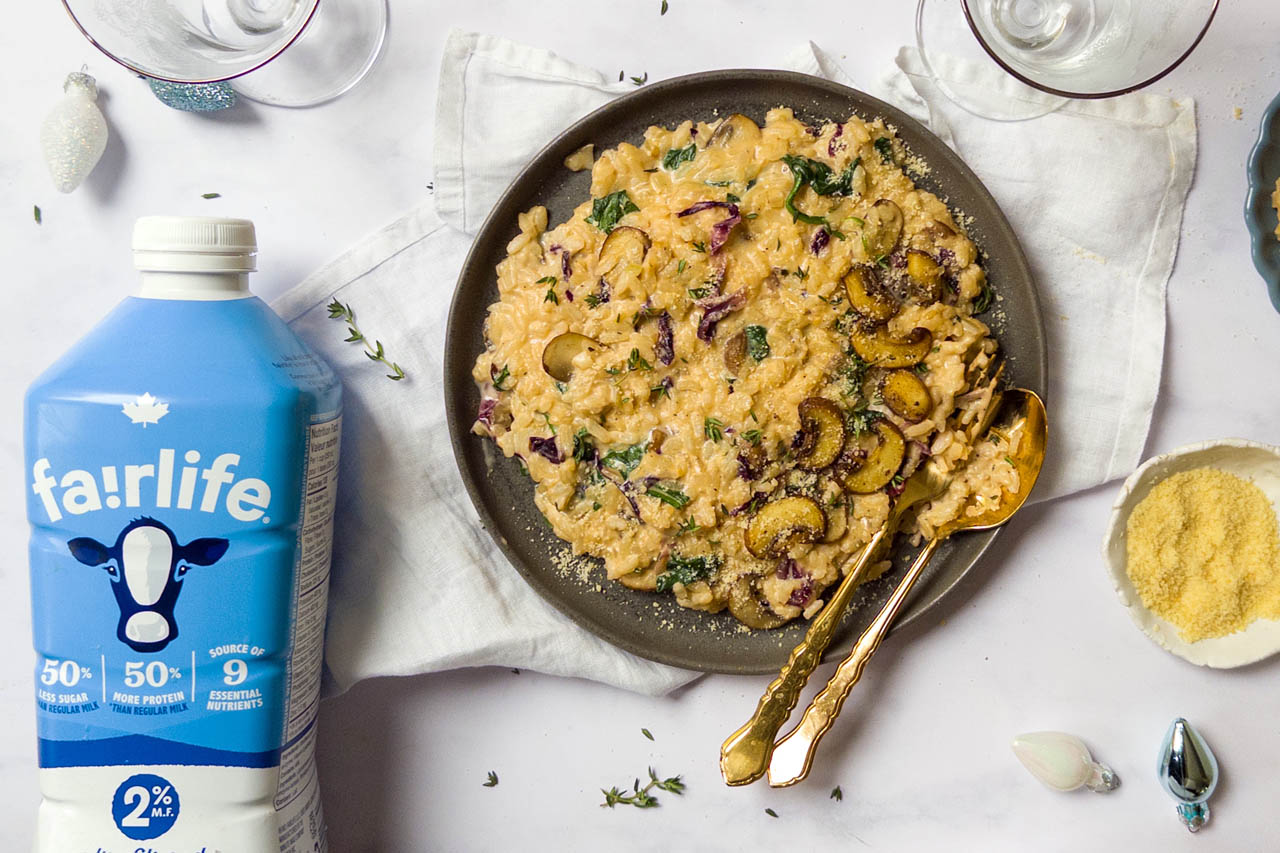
[916,0,1220,121]
[60,0,388,108]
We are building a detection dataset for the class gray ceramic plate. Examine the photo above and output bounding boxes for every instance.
[444,70,1046,674]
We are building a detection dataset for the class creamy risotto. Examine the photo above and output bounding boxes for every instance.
[472,108,1003,629]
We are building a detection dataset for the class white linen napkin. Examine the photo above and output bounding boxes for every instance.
[274,30,1195,697]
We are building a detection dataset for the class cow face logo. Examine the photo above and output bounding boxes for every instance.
[67,518,228,653]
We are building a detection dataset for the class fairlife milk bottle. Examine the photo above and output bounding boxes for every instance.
[25,217,341,852]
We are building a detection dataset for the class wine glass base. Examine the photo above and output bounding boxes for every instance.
[232,0,388,108]
[917,0,1067,122]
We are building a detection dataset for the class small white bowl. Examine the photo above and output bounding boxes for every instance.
[1102,438,1280,668]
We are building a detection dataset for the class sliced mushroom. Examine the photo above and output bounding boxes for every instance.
[723,329,748,375]
[597,226,651,277]
[727,574,788,629]
[924,218,956,239]
[795,398,846,471]
[820,478,848,543]
[744,495,826,558]
[905,250,944,303]
[838,419,906,494]
[880,369,932,423]
[850,326,932,368]
[862,199,904,259]
[707,114,762,153]
[843,265,898,325]
[542,332,600,382]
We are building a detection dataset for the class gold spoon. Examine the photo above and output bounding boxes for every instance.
[766,388,1047,787]
[719,365,1008,787]
[719,453,953,786]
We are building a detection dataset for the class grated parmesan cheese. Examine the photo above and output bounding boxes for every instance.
[1125,467,1280,642]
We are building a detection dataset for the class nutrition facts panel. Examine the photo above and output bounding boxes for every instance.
[283,417,341,746]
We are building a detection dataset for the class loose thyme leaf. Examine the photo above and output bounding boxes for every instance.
[483,771,499,787]
[704,416,724,442]
[662,143,697,171]
[677,259,687,274]
[830,785,843,801]
[33,205,41,225]
[765,808,779,818]
[660,0,668,13]
[642,728,654,741]
[492,364,511,391]
[586,190,640,233]
[627,348,653,371]
[201,192,221,199]
[326,299,408,382]
[630,72,649,86]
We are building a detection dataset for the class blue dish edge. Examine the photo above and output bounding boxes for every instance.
[1244,89,1280,313]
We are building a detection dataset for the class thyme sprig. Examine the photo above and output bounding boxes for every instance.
[483,771,499,787]
[601,767,685,809]
[327,299,406,381]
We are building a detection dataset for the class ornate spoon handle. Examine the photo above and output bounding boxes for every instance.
[767,536,943,787]
[719,527,888,786]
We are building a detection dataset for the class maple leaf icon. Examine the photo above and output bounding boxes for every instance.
[122,392,169,428]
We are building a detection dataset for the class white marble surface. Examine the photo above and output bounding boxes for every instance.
[3,1,1280,850]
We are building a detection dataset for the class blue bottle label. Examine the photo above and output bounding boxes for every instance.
[26,297,341,779]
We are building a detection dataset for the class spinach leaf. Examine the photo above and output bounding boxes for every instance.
[781,155,859,225]
[586,190,640,233]
[572,428,597,463]
[645,482,690,509]
[662,143,697,171]
[600,442,647,478]
[973,282,994,314]
[874,137,894,163]
[744,325,770,361]
[655,553,722,593]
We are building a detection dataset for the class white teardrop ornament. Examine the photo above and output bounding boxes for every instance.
[1011,731,1119,793]
[41,72,109,193]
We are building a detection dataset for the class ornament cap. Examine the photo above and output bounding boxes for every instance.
[63,72,99,99]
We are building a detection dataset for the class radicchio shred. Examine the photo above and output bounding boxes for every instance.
[677,201,741,255]
[828,123,844,157]
[655,311,675,365]
[776,558,804,580]
[810,227,830,255]
[476,396,498,429]
[695,290,747,342]
[528,436,564,464]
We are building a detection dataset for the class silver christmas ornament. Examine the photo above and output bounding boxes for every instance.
[1011,731,1119,793]
[40,72,108,193]
[1158,718,1219,833]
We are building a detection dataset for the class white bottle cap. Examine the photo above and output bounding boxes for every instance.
[133,216,257,273]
